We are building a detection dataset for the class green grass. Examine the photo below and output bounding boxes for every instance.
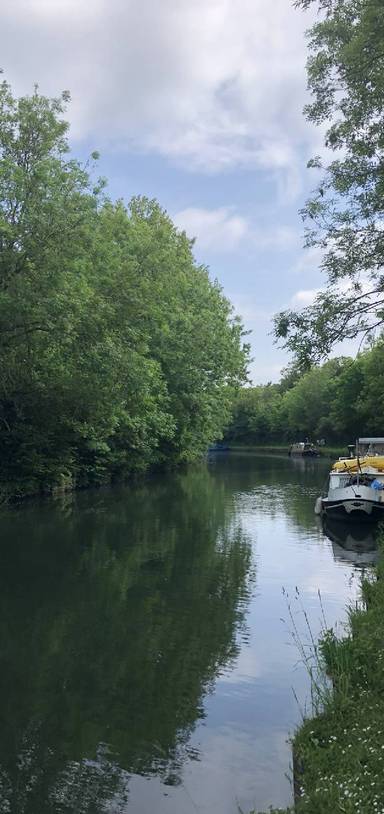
[255,535,384,814]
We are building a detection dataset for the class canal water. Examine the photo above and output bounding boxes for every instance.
[0,452,376,814]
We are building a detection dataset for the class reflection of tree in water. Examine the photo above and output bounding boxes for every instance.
[0,729,128,814]
[0,466,253,813]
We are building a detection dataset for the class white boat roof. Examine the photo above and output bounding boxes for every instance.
[330,469,384,475]
[358,437,384,443]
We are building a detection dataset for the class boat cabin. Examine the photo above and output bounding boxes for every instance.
[357,437,384,457]
[329,471,384,491]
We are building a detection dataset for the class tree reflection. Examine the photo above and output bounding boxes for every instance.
[0,466,253,812]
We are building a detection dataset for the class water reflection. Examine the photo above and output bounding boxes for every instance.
[0,467,253,813]
[288,455,323,474]
[209,451,330,531]
[0,453,371,814]
[321,517,380,566]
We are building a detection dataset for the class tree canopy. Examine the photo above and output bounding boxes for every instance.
[0,79,249,495]
[274,0,384,366]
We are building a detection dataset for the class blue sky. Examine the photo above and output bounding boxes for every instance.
[1,0,330,383]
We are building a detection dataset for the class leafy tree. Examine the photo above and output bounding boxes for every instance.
[0,79,249,493]
[103,196,249,464]
[350,338,384,434]
[281,358,348,441]
[278,361,304,394]
[328,354,366,440]
[274,0,384,366]
[225,384,283,444]
[0,79,107,487]
[225,354,374,445]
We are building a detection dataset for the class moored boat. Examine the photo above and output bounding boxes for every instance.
[289,442,320,457]
[315,437,384,520]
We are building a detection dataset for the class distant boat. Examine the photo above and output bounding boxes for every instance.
[315,436,384,520]
[289,442,320,457]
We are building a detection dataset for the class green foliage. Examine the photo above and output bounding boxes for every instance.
[282,358,349,441]
[274,0,384,365]
[225,351,378,445]
[225,384,283,444]
[0,79,249,492]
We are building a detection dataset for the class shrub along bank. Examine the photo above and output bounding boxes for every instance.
[254,536,384,814]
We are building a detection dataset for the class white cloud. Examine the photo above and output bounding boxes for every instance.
[293,246,325,275]
[249,360,283,385]
[0,0,317,182]
[219,645,262,684]
[174,206,300,253]
[253,225,299,251]
[290,273,377,311]
[290,287,321,308]
[229,296,273,324]
[173,206,300,252]
[174,206,249,251]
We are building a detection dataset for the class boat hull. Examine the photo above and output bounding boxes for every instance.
[322,495,384,520]
[320,481,384,520]
[290,450,320,457]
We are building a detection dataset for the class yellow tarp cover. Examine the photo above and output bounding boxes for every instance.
[332,456,384,472]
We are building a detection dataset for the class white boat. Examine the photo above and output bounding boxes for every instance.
[315,437,384,520]
[289,442,320,457]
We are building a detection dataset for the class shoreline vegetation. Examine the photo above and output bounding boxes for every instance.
[227,443,347,459]
[223,349,384,457]
[254,535,384,814]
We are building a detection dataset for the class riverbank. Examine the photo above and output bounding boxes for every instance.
[228,443,347,459]
[255,534,384,814]
[0,461,177,505]
[1,443,348,504]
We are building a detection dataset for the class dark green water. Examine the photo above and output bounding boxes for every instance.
[0,453,372,813]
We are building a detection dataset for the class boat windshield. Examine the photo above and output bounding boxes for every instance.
[358,438,384,457]
[329,474,350,489]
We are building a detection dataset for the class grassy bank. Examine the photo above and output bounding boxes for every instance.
[254,536,384,814]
